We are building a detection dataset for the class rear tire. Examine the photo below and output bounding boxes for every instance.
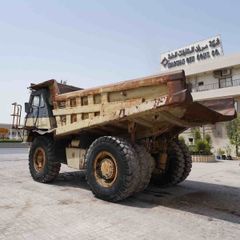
[86,136,140,202]
[177,141,192,183]
[134,145,154,192]
[151,141,185,187]
[29,136,61,183]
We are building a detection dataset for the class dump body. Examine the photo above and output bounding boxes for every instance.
[28,70,235,141]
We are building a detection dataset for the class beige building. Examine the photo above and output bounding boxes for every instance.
[172,53,240,156]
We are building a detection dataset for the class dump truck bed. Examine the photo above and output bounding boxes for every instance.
[31,70,236,139]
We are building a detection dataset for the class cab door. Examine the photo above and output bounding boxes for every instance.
[25,90,52,129]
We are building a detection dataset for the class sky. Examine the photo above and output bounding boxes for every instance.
[1,0,240,123]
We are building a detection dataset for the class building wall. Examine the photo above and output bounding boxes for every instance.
[233,67,240,80]
[188,65,240,110]
[188,65,240,93]
[181,63,240,157]
[188,73,215,92]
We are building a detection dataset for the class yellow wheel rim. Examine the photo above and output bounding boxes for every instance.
[33,147,46,173]
[93,151,118,188]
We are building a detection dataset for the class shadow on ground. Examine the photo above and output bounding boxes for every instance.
[54,171,240,224]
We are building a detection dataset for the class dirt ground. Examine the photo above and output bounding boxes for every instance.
[0,148,239,240]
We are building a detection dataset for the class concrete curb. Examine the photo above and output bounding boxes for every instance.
[192,155,216,162]
[0,143,29,148]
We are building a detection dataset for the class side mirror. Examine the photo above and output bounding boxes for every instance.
[25,102,32,114]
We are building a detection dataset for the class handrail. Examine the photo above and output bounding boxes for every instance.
[191,78,240,92]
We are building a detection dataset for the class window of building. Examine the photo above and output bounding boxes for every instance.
[197,81,205,91]
[219,77,233,88]
[188,138,193,144]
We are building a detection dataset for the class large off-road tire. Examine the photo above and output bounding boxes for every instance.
[134,145,154,192]
[86,136,140,202]
[29,136,61,183]
[151,141,185,187]
[177,141,192,183]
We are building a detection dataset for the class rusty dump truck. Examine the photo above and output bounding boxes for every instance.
[13,70,236,202]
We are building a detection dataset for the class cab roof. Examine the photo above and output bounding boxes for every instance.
[30,79,82,94]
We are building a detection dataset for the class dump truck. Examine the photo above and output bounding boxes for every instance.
[12,70,236,202]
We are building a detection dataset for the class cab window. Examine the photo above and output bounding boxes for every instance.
[32,95,45,108]
[32,96,40,107]
[40,95,45,107]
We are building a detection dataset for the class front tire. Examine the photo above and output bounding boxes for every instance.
[29,136,61,183]
[86,136,140,202]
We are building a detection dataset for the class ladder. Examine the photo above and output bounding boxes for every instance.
[11,102,23,140]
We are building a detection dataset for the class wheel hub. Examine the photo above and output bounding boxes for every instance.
[100,158,115,179]
[33,147,46,172]
[94,151,118,188]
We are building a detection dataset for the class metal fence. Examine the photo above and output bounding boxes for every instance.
[192,78,240,92]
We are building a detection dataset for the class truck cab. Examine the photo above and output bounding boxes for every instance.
[25,88,54,130]
[23,80,81,141]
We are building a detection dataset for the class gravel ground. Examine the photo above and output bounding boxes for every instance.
[0,148,239,240]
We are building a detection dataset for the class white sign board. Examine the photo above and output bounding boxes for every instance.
[160,35,224,71]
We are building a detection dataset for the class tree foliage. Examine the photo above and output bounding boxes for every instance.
[193,128,201,142]
[205,134,212,145]
[195,139,212,155]
[190,128,212,155]
[226,115,240,156]
[178,136,185,144]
